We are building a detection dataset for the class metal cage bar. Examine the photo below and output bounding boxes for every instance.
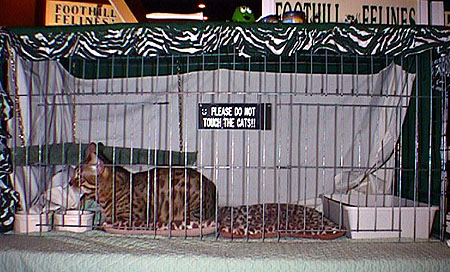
[7,48,447,243]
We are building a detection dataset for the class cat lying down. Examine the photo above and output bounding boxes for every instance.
[70,143,345,239]
[70,142,217,236]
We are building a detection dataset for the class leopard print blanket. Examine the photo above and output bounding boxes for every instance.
[103,203,345,239]
[219,203,345,239]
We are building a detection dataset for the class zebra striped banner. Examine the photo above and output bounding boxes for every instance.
[1,23,450,60]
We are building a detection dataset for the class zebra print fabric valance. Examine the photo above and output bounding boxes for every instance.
[0,23,449,60]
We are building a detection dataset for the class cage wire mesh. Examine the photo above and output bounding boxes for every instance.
[7,45,447,241]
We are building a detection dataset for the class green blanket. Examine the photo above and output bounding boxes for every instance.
[12,143,197,167]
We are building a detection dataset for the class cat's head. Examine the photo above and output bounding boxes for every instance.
[69,142,105,197]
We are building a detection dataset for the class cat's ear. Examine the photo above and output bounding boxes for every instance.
[88,142,106,156]
[87,142,97,156]
[95,156,105,175]
[85,142,104,175]
[97,142,105,151]
[84,143,96,163]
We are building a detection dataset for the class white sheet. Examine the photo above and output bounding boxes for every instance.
[8,56,415,210]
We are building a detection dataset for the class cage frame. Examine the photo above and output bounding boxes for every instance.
[0,23,449,241]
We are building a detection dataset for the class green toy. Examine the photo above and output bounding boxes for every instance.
[232,6,255,23]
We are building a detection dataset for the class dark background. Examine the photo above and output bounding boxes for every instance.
[0,0,262,26]
[0,0,448,26]
[143,0,262,22]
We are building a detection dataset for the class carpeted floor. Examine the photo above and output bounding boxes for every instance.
[1,231,449,272]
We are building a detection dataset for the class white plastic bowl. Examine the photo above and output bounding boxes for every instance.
[54,210,94,233]
[14,212,52,233]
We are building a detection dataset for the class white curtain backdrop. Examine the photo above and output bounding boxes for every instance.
[9,56,415,211]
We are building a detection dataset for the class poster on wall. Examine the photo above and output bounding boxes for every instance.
[45,0,123,26]
[263,0,418,25]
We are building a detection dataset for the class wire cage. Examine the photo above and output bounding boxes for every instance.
[1,24,449,241]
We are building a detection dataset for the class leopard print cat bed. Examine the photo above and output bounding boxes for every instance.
[218,203,346,240]
[103,220,217,236]
[103,203,345,240]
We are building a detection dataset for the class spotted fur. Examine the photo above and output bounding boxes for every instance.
[70,143,216,229]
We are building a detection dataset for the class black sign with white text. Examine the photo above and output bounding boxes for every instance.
[198,103,272,130]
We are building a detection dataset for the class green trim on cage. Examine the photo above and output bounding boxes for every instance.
[58,53,397,79]
[12,143,197,167]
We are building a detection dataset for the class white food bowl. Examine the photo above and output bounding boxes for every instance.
[54,210,94,233]
[323,194,439,239]
[14,211,52,233]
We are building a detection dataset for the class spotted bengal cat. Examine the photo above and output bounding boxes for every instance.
[70,143,216,234]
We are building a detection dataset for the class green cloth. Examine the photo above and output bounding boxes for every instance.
[0,232,449,272]
[12,143,197,166]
